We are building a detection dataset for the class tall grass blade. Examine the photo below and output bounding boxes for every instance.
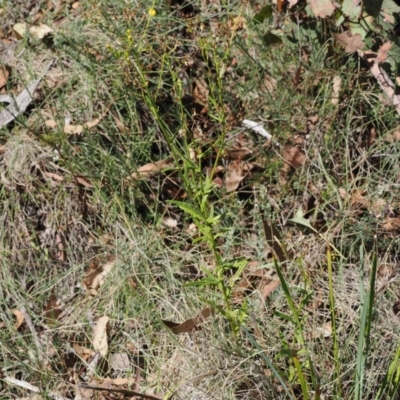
[241,326,295,400]
[327,245,341,396]
[354,247,377,400]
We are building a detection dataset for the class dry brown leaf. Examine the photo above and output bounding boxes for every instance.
[30,24,53,39]
[111,377,137,386]
[370,198,387,217]
[93,316,109,356]
[229,16,247,32]
[75,176,94,188]
[226,160,246,192]
[364,53,400,115]
[45,119,57,128]
[162,217,178,228]
[336,32,364,53]
[381,217,400,231]
[281,145,306,178]
[43,171,64,182]
[377,41,393,64]
[350,191,369,209]
[0,65,10,90]
[64,124,83,134]
[73,343,95,361]
[308,0,335,18]
[12,309,24,329]
[192,78,209,105]
[109,353,130,371]
[384,129,400,143]
[261,280,280,302]
[331,75,342,105]
[63,111,107,135]
[45,290,62,326]
[83,257,116,294]
[163,308,214,334]
[338,188,347,199]
[313,321,332,338]
[72,1,80,9]
[130,158,171,179]
[13,23,27,39]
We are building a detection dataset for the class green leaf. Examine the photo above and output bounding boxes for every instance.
[348,16,374,40]
[381,0,400,24]
[253,5,273,24]
[289,208,314,231]
[342,0,362,20]
[262,31,283,48]
[363,0,383,17]
[274,310,296,324]
[170,200,204,221]
[185,276,221,287]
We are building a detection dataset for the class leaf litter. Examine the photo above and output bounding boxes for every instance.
[3,0,400,399]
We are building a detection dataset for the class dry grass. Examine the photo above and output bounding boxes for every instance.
[1,0,400,399]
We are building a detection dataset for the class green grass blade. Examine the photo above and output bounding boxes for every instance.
[327,245,342,396]
[354,247,377,400]
[241,326,295,400]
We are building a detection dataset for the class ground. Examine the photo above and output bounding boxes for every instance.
[1,0,400,399]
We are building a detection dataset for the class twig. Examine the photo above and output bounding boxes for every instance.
[78,383,163,400]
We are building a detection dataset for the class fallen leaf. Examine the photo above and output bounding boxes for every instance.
[341,0,362,20]
[242,119,272,140]
[350,190,369,209]
[384,129,400,143]
[109,353,130,371]
[281,145,306,179]
[381,217,400,231]
[72,1,80,10]
[381,0,400,24]
[130,158,171,179]
[0,60,54,128]
[230,15,247,32]
[225,160,246,192]
[377,41,393,64]
[0,65,10,90]
[335,32,364,53]
[44,171,64,182]
[75,176,94,188]
[192,78,209,105]
[261,280,280,301]
[163,308,214,334]
[73,343,95,361]
[45,119,57,128]
[93,316,109,356]
[313,321,332,338]
[29,24,53,39]
[308,0,335,18]
[63,112,106,135]
[13,23,27,39]
[45,290,62,326]
[162,217,178,228]
[83,257,116,294]
[64,124,83,134]
[12,309,24,329]
[331,75,342,105]
[111,377,137,385]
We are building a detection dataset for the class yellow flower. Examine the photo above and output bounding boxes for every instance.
[149,7,156,17]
